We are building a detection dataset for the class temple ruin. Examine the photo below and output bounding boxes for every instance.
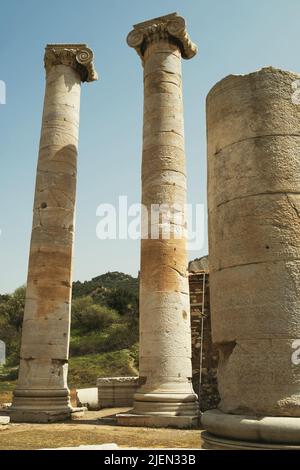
[3,11,300,450]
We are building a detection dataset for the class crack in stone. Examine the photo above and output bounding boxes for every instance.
[36,208,44,227]
[169,266,186,277]
[286,194,300,219]
[215,191,300,209]
[213,133,300,157]
[143,144,184,152]
[145,79,181,88]
[143,168,186,179]
[38,168,77,176]
[213,257,300,273]
[145,129,183,138]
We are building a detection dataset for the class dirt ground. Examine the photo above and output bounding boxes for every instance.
[0,389,202,450]
[0,408,202,450]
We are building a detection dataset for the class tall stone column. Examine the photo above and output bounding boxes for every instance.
[202,67,300,449]
[10,44,97,423]
[118,13,199,428]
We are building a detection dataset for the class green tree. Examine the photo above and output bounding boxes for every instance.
[105,287,138,316]
[71,296,119,334]
[0,286,26,365]
[5,286,26,332]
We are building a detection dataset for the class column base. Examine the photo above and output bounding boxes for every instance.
[117,412,199,429]
[117,390,200,429]
[9,388,84,423]
[9,405,85,423]
[201,409,300,449]
[201,432,300,450]
[9,408,81,423]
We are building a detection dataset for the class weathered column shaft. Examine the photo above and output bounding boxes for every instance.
[118,13,198,428]
[139,42,191,397]
[202,67,300,448]
[11,45,97,422]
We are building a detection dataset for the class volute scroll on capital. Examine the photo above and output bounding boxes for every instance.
[44,44,98,82]
[127,12,197,61]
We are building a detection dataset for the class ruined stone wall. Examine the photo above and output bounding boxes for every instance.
[189,270,219,411]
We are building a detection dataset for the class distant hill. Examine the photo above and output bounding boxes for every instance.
[72,271,139,299]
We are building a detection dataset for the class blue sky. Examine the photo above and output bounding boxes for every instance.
[0,0,299,293]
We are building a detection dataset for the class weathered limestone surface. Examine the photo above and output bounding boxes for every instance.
[203,67,300,447]
[10,45,97,423]
[97,377,139,408]
[118,13,198,428]
[201,410,300,449]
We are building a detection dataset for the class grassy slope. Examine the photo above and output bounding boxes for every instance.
[68,349,138,389]
[0,349,138,403]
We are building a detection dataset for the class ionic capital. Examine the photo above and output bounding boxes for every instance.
[44,44,98,82]
[127,13,197,61]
